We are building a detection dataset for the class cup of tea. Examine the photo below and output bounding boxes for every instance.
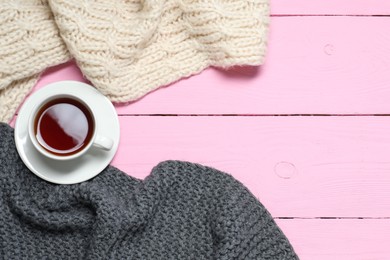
[28,94,114,160]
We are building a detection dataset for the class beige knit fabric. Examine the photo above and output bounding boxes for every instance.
[50,0,269,102]
[0,0,70,122]
[0,76,39,122]
[0,0,269,122]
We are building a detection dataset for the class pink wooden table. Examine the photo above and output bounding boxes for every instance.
[12,2,390,259]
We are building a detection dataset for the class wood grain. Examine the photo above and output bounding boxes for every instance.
[277,219,390,260]
[271,0,390,15]
[32,17,390,115]
[111,116,390,218]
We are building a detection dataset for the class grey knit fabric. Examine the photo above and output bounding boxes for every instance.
[0,123,298,259]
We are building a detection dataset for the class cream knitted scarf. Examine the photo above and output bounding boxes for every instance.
[0,0,270,122]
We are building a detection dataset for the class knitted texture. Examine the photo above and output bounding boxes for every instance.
[0,0,71,122]
[0,0,269,122]
[0,123,298,259]
[49,0,270,102]
[0,75,39,122]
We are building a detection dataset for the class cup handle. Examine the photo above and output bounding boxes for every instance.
[92,134,114,151]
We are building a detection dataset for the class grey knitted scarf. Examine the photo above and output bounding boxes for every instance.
[0,123,298,259]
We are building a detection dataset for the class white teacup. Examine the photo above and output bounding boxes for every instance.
[28,94,113,161]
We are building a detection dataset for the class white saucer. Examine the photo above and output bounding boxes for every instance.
[14,81,120,184]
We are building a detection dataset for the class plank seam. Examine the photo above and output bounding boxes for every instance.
[117,114,390,116]
[275,217,390,219]
[271,14,390,17]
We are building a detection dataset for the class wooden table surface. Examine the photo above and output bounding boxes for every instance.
[12,2,390,259]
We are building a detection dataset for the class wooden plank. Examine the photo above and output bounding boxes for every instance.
[111,116,390,217]
[32,17,390,115]
[271,0,390,15]
[277,219,390,260]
